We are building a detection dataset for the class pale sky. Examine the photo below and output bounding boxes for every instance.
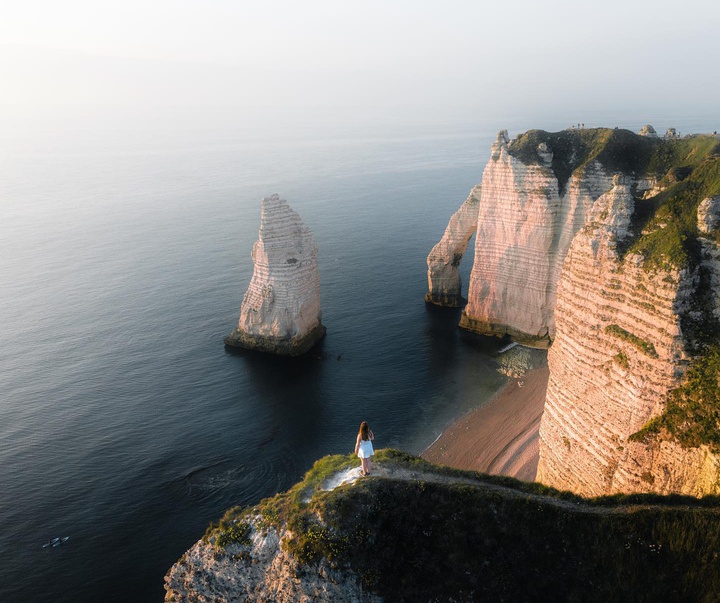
[1,0,719,127]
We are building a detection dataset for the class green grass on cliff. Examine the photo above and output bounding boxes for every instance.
[506,128,720,273]
[506,127,665,194]
[631,347,720,453]
[206,450,720,603]
[605,324,658,358]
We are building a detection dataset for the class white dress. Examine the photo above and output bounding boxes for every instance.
[357,438,374,459]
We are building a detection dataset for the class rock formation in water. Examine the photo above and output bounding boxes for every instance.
[225,194,326,356]
[425,185,480,306]
[458,129,614,346]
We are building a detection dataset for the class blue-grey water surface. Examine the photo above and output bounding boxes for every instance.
[0,119,510,602]
[1,115,714,601]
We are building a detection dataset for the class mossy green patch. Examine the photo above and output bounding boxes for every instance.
[613,351,630,369]
[203,505,253,549]
[605,324,658,358]
[631,347,720,452]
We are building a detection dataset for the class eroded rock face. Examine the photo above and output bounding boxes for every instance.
[165,516,380,603]
[225,195,325,356]
[536,179,720,496]
[425,186,481,306]
[638,124,658,138]
[697,196,720,234]
[459,133,613,346]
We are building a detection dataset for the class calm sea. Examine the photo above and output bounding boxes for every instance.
[0,114,714,601]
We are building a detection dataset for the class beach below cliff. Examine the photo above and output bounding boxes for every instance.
[422,359,549,482]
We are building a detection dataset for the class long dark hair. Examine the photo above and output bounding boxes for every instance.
[358,421,370,441]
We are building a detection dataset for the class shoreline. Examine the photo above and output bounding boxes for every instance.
[421,365,550,481]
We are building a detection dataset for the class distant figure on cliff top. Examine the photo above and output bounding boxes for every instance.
[355,421,375,476]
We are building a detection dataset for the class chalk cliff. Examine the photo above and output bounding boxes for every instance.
[165,513,379,603]
[533,132,720,496]
[225,195,325,356]
[425,185,480,306]
[536,176,720,495]
[430,126,720,495]
[458,129,613,346]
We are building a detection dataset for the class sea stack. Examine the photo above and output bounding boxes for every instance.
[225,195,326,356]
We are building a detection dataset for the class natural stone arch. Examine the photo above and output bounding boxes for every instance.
[425,185,481,307]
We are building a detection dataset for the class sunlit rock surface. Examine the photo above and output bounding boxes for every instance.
[638,124,658,138]
[425,185,481,306]
[537,177,720,496]
[459,131,613,346]
[225,195,325,356]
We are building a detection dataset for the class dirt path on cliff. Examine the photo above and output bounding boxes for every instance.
[322,461,718,516]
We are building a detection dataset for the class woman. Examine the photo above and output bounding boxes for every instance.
[354,421,375,475]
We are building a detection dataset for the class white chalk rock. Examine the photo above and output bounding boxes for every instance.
[165,516,380,603]
[459,136,613,346]
[537,142,553,166]
[536,179,720,496]
[425,185,481,306]
[638,124,658,138]
[697,196,720,234]
[225,195,325,356]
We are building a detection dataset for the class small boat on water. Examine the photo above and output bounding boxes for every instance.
[43,536,69,548]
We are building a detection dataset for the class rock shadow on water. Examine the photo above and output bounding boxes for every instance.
[423,303,512,378]
[227,338,328,454]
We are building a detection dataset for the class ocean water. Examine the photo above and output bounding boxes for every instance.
[1,114,715,601]
[0,119,509,602]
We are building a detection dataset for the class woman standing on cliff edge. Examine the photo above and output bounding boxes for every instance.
[355,421,375,476]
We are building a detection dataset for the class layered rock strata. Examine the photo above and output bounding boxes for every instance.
[425,185,480,306]
[536,177,720,495]
[459,130,613,346]
[225,195,325,356]
[165,514,380,603]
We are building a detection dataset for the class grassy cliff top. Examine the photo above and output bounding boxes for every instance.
[204,450,720,602]
[506,127,720,190]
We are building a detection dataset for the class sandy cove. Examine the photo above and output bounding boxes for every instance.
[422,366,549,482]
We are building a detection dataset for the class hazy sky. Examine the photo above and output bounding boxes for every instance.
[2,0,719,127]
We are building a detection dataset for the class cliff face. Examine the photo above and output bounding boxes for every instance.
[536,176,720,495]
[458,131,613,346]
[425,185,480,306]
[225,194,326,356]
[433,127,720,495]
[165,515,379,603]
[533,130,720,496]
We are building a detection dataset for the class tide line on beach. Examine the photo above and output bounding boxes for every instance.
[421,366,550,482]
